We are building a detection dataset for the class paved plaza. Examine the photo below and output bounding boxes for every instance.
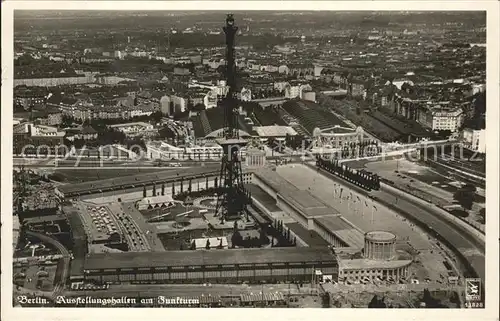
[276,164,432,249]
[274,164,454,282]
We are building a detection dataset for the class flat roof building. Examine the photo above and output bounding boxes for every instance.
[80,247,338,284]
[191,237,229,250]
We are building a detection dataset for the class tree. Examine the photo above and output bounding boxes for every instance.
[187,98,194,111]
[152,184,157,196]
[231,230,243,247]
[453,184,476,211]
[205,177,209,190]
[192,103,206,112]
[188,179,192,193]
[479,208,485,223]
[259,229,269,245]
[151,111,163,123]
[172,182,176,196]
[143,186,147,198]
[368,295,386,308]
[161,183,165,196]
[420,288,443,308]
[267,137,276,149]
[321,293,331,308]
[205,239,211,250]
[158,126,175,139]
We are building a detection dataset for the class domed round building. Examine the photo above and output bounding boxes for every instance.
[364,231,397,261]
[336,230,412,284]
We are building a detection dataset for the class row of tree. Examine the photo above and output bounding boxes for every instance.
[316,157,380,191]
[284,134,312,151]
[270,218,296,247]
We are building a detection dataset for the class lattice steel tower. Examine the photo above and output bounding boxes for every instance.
[215,14,251,223]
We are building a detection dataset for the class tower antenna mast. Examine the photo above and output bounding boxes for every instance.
[215,14,252,223]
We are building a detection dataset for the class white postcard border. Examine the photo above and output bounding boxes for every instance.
[1,1,499,321]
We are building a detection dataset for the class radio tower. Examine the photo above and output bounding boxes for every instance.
[215,14,251,224]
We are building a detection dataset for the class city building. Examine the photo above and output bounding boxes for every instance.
[173,66,191,75]
[418,104,465,132]
[170,95,188,113]
[284,83,312,99]
[302,91,316,102]
[109,122,156,137]
[64,126,98,142]
[461,128,486,153]
[14,75,94,87]
[146,141,224,160]
[204,90,218,109]
[38,110,63,126]
[160,95,173,115]
[240,88,252,101]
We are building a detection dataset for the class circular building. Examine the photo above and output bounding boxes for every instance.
[312,125,364,149]
[364,231,397,261]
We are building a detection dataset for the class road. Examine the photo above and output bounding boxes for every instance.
[373,184,485,280]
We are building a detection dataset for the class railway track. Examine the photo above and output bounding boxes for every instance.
[25,231,71,299]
